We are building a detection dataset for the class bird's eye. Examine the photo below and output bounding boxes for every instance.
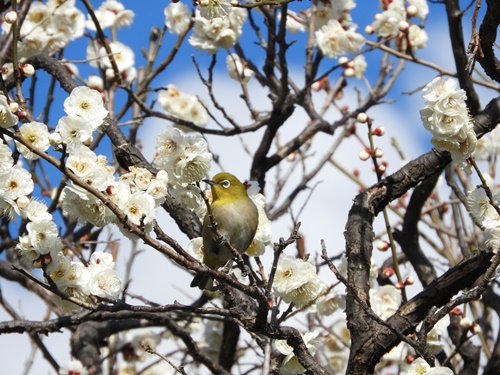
[221,180,231,189]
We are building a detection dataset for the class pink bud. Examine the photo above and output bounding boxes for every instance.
[395,281,404,289]
[404,276,414,285]
[374,148,384,158]
[383,267,394,277]
[378,164,386,173]
[5,10,18,24]
[377,241,390,251]
[17,110,27,120]
[459,317,472,330]
[359,149,371,161]
[471,323,481,334]
[356,112,368,123]
[20,63,35,76]
[372,126,385,136]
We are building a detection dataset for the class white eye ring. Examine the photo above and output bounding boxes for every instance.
[221,180,231,188]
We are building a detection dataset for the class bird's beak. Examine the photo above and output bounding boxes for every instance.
[203,179,216,186]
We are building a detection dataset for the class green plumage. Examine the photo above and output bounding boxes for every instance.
[191,173,259,290]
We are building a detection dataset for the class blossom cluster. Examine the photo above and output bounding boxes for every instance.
[157,84,209,128]
[467,186,500,252]
[420,77,476,172]
[368,0,429,50]
[153,126,212,185]
[1,0,85,59]
[85,0,135,31]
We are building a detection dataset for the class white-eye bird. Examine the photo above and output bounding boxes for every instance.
[191,172,259,290]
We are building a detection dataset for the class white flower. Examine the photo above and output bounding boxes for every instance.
[56,115,94,151]
[27,219,63,254]
[16,121,50,160]
[169,183,207,219]
[370,285,401,320]
[0,139,13,173]
[187,237,204,263]
[62,184,115,227]
[408,0,429,19]
[426,314,450,354]
[0,165,34,199]
[100,41,135,73]
[467,187,497,224]
[406,357,453,375]
[273,256,325,307]
[352,55,367,78]
[0,94,18,129]
[90,251,116,268]
[197,0,232,20]
[226,53,254,81]
[408,25,428,49]
[372,0,406,37]
[157,86,209,127]
[64,86,108,130]
[121,191,156,226]
[88,263,122,300]
[315,291,346,316]
[85,0,134,31]
[67,146,98,178]
[280,10,307,34]
[275,330,319,375]
[20,198,52,222]
[315,20,365,58]
[59,360,88,375]
[165,2,191,34]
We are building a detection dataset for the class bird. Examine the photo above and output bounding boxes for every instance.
[190,172,259,290]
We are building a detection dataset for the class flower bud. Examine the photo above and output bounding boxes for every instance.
[395,281,404,289]
[156,170,169,182]
[378,164,386,173]
[406,354,415,363]
[17,110,27,120]
[365,25,374,34]
[398,20,409,32]
[357,112,368,123]
[20,234,31,248]
[383,267,394,277]
[372,126,385,136]
[353,169,360,177]
[374,148,384,158]
[287,151,297,161]
[404,276,414,285]
[359,149,371,161]
[338,56,349,66]
[20,63,35,76]
[16,196,30,209]
[377,240,390,251]
[49,132,62,147]
[8,101,19,113]
[459,317,472,330]
[471,323,481,334]
[311,81,322,91]
[344,67,355,77]
[4,10,18,24]
[407,5,418,16]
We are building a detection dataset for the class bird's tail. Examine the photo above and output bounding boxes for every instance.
[190,273,214,290]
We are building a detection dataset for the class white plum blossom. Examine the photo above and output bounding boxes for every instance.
[154,126,212,184]
[170,183,207,220]
[315,20,365,58]
[189,8,247,54]
[20,198,52,222]
[408,25,429,49]
[197,0,232,20]
[56,115,94,151]
[187,237,204,263]
[100,41,135,73]
[26,219,63,255]
[87,257,122,300]
[165,2,192,35]
[86,0,134,31]
[64,86,109,130]
[226,53,254,81]
[59,360,88,375]
[408,0,429,19]
[62,184,115,227]
[245,184,272,257]
[273,256,326,307]
[67,146,98,178]
[158,84,209,128]
[0,139,13,173]
[406,358,453,375]
[0,165,34,199]
[275,330,319,375]
[420,77,476,173]
[426,314,450,354]
[279,10,307,34]
[0,94,18,129]
[122,191,156,226]
[370,285,402,320]
[372,0,406,38]
[16,121,50,160]
[2,1,85,59]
